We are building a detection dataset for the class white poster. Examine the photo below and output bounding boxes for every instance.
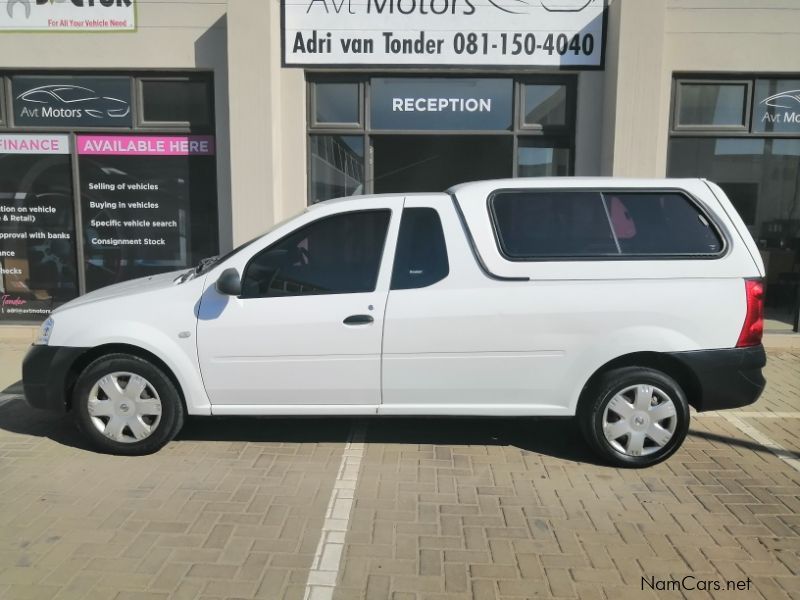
[283,0,606,68]
[1,0,136,32]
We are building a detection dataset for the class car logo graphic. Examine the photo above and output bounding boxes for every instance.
[16,84,131,119]
[7,0,69,19]
[541,0,595,12]
[760,90,800,110]
[7,0,31,19]
[487,0,531,14]
[487,0,595,15]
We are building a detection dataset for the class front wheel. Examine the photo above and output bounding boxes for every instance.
[579,367,690,468]
[73,353,184,455]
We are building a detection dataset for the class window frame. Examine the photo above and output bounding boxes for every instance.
[0,69,218,317]
[240,208,393,299]
[487,187,729,262]
[670,74,800,139]
[309,80,364,130]
[0,76,6,126]
[668,74,800,332]
[0,71,214,134]
[136,75,215,131]
[308,133,367,205]
[672,79,752,132]
[517,78,575,133]
[305,74,578,204]
[515,135,574,178]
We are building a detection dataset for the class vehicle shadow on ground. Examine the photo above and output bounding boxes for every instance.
[0,391,604,464]
[688,428,798,457]
[0,391,783,464]
[178,414,605,465]
[0,396,92,450]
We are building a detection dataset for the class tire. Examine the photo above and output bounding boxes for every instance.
[578,367,690,468]
[73,353,184,455]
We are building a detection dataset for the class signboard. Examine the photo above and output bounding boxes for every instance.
[754,79,800,133]
[371,78,513,130]
[0,133,69,155]
[0,134,79,322]
[282,0,606,68]
[12,76,133,128]
[77,135,218,292]
[77,135,215,156]
[0,0,135,32]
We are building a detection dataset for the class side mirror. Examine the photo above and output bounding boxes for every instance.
[216,267,242,296]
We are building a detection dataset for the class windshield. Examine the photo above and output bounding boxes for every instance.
[194,212,305,276]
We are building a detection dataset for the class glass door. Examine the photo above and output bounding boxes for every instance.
[372,135,512,194]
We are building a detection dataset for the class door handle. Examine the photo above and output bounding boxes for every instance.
[343,314,374,326]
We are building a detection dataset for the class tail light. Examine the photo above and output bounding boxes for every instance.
[736,279,764,348]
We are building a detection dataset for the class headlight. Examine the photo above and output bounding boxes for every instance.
[34,317,54,346]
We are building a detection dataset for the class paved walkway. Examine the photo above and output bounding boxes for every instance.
[0,350,797,599]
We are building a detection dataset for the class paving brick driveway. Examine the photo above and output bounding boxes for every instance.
[0,350,798,600]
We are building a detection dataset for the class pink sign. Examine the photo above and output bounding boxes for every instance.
[77,135,215,157]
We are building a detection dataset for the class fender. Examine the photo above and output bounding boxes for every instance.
[563,326,703,414]
[56,320,212,415]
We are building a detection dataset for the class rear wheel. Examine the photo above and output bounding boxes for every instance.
[579,367,689,468]
[73,353,184,455]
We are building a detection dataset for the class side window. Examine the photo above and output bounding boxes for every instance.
[241,210,390,298]
[391,207,449,290]
[606,192,723,255]
[490,191,618,258]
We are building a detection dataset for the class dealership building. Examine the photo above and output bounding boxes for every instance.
[0,0,799,332]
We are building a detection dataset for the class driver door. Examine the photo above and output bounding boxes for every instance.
[196,202,402,407]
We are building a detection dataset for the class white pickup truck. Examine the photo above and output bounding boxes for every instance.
[23,178,767,467]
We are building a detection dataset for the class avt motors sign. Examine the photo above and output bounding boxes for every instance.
[1,0,135,32]
[282,0,606,68]
[12,76,132,127]
[754,79,800,133]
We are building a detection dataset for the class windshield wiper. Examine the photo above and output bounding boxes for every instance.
[195,256,219,275]
[175,255,222,284]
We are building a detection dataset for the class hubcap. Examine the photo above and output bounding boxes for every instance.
[87,372,162,444]
[602,384,677,457]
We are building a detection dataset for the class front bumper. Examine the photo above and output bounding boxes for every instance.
[668,345,767,412]
[22,345,88,412]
